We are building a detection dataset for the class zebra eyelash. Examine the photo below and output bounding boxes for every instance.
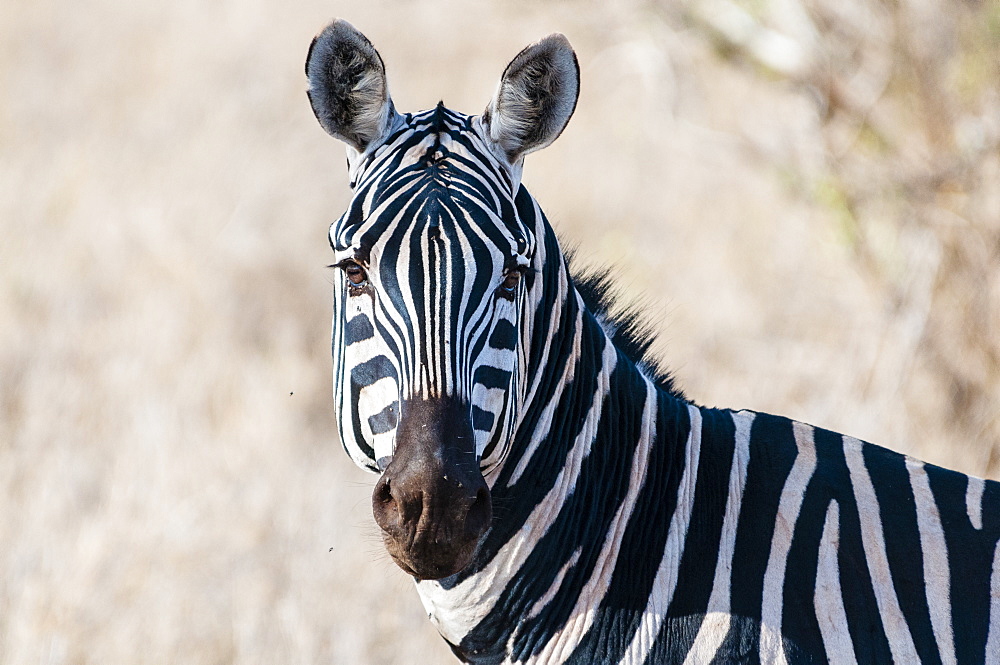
[329,257,366,269]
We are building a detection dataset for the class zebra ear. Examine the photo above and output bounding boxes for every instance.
[484,34,580,164]
[306,19,397,154]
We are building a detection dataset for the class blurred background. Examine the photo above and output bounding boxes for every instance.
[1,0,998,662]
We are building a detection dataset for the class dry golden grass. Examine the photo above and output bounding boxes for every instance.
[1,0,997,662]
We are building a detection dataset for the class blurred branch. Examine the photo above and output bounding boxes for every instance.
[677,0,1000,475]
[684,0,815,78]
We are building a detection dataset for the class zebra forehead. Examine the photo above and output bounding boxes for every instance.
[336,188,525,258]
[333,145,533,259]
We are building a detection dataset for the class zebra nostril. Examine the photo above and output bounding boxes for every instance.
[465,487,492,538]
[372,475,401,534]
[374,476,393,508]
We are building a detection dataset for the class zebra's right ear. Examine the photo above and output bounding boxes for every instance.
[306,20,397,154]
[484,34,580,164]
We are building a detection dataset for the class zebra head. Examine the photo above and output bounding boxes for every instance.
[306,20,579,579]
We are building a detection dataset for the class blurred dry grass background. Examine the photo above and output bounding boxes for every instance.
[1,0,997,662]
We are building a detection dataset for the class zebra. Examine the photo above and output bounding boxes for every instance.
[305,19,1000,665]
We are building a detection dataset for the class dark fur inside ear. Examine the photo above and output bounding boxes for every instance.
[485,34,580,163]
[306,20,394,152]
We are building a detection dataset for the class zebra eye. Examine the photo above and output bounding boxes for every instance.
[343,262,368,287]
[499,269,522,294]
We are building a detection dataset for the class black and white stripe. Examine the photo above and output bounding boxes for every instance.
[308,21,1000,664]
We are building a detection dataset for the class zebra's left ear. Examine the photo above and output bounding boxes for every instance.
[484,34,580,164]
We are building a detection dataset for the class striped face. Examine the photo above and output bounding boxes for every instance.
[329,106,535,475]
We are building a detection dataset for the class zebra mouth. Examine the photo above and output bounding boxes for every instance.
[382,532,483,580]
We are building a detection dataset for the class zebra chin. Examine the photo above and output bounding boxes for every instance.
[370,397,493,580]
[379,528,484,580]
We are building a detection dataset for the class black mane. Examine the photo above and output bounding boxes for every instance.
[565,249,685,400]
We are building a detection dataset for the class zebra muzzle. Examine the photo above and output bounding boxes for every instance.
[371,398,493,580]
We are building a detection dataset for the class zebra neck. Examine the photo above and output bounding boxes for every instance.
[415,287,693,660]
